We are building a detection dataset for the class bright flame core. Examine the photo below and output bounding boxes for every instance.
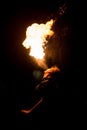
[22,19,54,59]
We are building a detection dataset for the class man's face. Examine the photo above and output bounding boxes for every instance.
[43,69,51,79]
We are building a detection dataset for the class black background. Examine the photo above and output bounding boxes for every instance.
[0,0,82,129]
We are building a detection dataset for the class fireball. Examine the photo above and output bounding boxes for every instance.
[22,19,54,59]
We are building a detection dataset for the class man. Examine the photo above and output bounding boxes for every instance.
[21,66,62,114]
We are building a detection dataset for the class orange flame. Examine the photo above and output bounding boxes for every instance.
[22,19,54,59]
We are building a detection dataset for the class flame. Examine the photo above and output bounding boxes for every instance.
[22,19,54,59]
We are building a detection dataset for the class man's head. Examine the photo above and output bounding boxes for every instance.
[43,66,60,79]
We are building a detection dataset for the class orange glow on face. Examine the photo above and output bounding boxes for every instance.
[22,19,54,59]
[43,66,60,78]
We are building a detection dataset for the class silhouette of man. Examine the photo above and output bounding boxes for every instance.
[21,66,62,114]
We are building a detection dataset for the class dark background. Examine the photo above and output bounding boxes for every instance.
[0,0,82,129]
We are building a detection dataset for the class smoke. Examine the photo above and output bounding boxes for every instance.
[36,59,48,69]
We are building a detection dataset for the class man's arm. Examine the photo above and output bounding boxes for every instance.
[21,97,43,114]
